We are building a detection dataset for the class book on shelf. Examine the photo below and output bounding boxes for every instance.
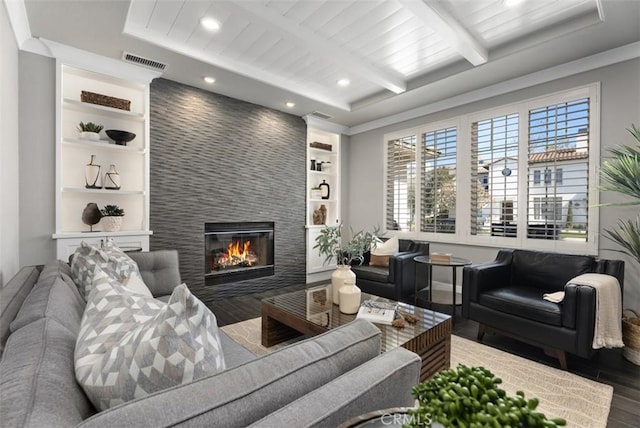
[430,252,452,263]
[356,300,397,325]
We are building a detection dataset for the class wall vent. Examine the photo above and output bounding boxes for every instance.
[310,111,332,120]
[121,52,167,71]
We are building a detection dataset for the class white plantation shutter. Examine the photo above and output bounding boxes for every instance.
[386,136,416,231]
[421,127,457,233]
[527,97,590,241]
[470,113,519,237]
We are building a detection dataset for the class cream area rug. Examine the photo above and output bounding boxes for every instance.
[221,318,613,428]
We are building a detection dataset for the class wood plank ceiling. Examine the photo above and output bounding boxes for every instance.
[124,0,599,112]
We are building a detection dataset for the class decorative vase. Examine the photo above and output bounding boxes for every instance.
[101,216,123,232]
[80,131,100,141]
[331,265,356,305]
[339,280,361,314]
[85,155,101,189]
[319,180,330,199]
[104,164,121,190]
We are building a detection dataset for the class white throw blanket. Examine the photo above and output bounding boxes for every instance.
[567,273,624,349]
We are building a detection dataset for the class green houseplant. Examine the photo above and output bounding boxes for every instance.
[599,124,640,364]
[100,204,125,232]
[314,224,381,304]
[405,364,566,427]
[77,121,104,141]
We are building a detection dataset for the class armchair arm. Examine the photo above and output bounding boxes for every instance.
[562,283,597,357]
[462,250,513,302]
[388,251,425,300]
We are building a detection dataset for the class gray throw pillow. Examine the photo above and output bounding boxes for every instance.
[70,241,149,299]
[75,269,225,410]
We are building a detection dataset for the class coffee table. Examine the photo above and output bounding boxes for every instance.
[261,287,452,381]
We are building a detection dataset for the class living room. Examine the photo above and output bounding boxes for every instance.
[1,0,639,427]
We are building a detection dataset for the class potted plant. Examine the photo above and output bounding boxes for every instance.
[314,224,380,304]
[599,124,640,365]
[77,121,104,141]
[100,204,125,232]
[405,364,566,427]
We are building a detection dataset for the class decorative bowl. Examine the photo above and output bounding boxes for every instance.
[105,130,136,146]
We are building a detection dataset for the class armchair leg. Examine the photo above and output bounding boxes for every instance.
[544,348,568,370]
[477,324,486,342]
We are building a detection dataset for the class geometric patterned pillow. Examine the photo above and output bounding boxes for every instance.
[74,269,226,411]
[70,241,147,300]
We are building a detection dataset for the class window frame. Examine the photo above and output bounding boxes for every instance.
[382,83,600,255]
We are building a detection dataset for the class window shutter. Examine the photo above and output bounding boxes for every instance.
[527,98,590,240]
[386,136,416,231]
[421,127,457,233]
[470,113,519,237]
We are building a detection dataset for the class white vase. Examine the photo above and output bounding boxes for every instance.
[80,131,100,141]
[104,164,121,190]
[339,280,361,314]
[331,265,356,305]
[101,216,123,232]
[84,155,101,189]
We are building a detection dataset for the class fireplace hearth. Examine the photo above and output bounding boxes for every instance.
[204,222,274,286]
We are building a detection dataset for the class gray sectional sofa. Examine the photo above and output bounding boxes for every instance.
[0,250,421,427]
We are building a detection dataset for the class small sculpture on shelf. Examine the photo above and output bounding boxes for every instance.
[85,155,101,189]
[81,202,103,232]
[312,204,327,225]
[104,164,121,190]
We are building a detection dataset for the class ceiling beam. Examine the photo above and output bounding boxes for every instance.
[228,1,407,94]
[398,0,488,66]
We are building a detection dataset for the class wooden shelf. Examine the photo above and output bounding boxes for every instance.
[53,230,153,239]
[63,138,145,153]
[62,187,145,195]
[63,98,145,121]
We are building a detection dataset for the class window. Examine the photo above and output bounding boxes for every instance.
[470,113,519,237]
[533,170,541,184]
[384,84,598,253]
[386,136,416,231]
[421,127,457,233]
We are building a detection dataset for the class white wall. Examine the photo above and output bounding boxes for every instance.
[347,59,640,310]
[0,2,20,285]
[18,52,56,265]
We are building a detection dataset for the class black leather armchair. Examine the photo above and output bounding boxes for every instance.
[462,249,624,369]
[351,239,430,302]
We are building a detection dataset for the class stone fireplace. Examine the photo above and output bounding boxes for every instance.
[205,222,275,285]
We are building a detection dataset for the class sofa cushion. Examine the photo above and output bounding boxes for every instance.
[0,266,40,356]
[351,265,389,283]
[372,236,398,256]
[511,250,595,292]
[479,285,563,326]
[10,275,85,335]
[78,319,381,428]
[128,250,182,297]
[38,259,74,284]
[75,270,225,411]
[0,318,95,427]
[70,241,150,299]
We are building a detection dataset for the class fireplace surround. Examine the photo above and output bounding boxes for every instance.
[204,222,275,286]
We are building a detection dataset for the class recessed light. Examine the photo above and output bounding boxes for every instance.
[200,17,220,32]
[203,76,215,84]
[337,78,350,87]
[285,101,295,108]
[503,0,525,7]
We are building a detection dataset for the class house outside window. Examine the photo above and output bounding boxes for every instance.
[384,83,599,253]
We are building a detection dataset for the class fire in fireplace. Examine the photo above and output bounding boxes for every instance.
[205,222,274,285]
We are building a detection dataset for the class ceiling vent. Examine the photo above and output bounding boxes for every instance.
[310,111,332,120]
[121,52,167,71]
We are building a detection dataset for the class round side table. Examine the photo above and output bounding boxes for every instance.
[413,255,471,324]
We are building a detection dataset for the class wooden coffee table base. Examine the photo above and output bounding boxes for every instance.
[262,292,452,381]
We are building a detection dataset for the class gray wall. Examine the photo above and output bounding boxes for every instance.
[346,59,640,309]
[18,52,56,268]
[1,2,20,285]
[149,78,307,304]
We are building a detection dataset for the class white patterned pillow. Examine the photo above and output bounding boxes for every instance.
[75,270,226,410]
[70,241,150,299]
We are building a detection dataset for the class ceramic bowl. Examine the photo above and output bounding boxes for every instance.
[105,130,136,146]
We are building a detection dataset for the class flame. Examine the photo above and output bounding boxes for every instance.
[214,240,257,269]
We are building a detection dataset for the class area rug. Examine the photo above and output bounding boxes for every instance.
[221,317,613,427]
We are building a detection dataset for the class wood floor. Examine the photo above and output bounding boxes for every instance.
[209,284,640,428]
